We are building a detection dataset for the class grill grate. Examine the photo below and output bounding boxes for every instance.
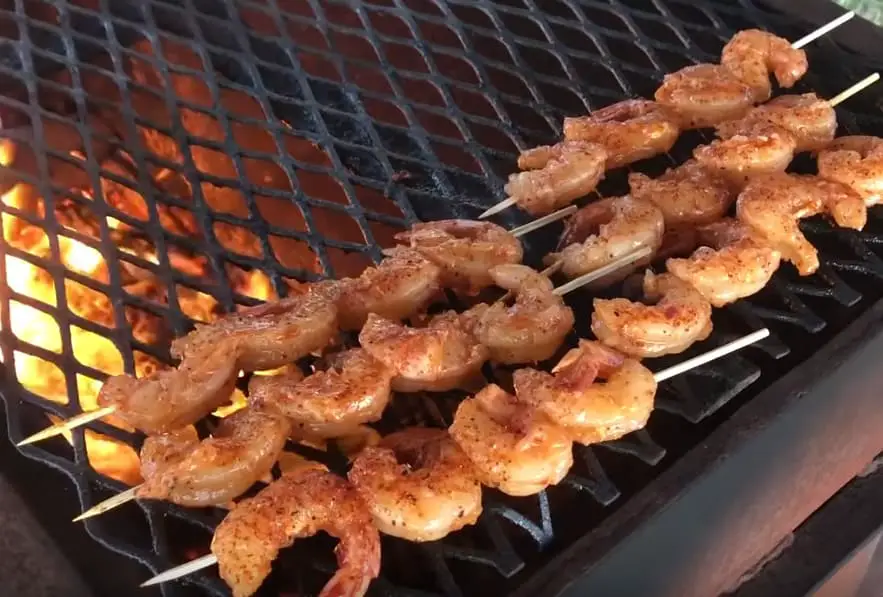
[1,1,883,596]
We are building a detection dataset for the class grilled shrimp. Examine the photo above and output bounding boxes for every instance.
[628,160,733,228]
[694,124,796,190]
[212,466,381,597]
[667,218,781,307]
[737,173,866,275]
[717,93,836,153]
[349,428,482,542]
[474,264,574,364]
[654,64,754,129]
[335,248,443,331]
[562,99,680,169]
[139,426,199,481]
[248,348,393,440]
[505,140,608,215]
[171,287,338,372]
[817,135,883,206]
[97,342,239,435]
[721,29,807,103]
[546,196,664,286]
[449,384,573,496]
[394,219,523,294]
[592,271,713,358]
[136,409,290,507]
[514,340,657,444]
[359,311,488,392]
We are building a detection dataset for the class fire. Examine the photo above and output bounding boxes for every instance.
[0,141,257,483]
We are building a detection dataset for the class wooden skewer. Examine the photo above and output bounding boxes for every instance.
[141,554,218,587]
[652,328,769,382]
[73,486,138,522]
[790,11,854,50]
[479,196,519,219]
[827,73,880,107]
[16,405,116,447]
[510,205,576,237]
[139,326,770,588]
[553,246,653,296]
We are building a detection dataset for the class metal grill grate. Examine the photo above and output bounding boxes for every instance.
[1,1,883,596]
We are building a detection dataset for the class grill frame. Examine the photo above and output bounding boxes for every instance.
[0,1,881,596]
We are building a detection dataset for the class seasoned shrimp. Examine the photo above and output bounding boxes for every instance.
[171,287,338,371]
[717,93,836,153]
[394,219,523,294]
[211,467,381,597]
[592,271,713,358]
[514,340,657,444]
[474,264,574,364]
[335,248,442,331]
[97,342,239,435]
[721,29,808,103]
[694,124,796,190]
[137,409,290,507]
[248,348,393,440]
[562,99,680,169]
[505,140,608,215]
[655,64,754,129]
[737,173,866,275]
[818,135,883,206]
[629,160,733,228]
[359,311,488,392]
[546,196,664,286]
[139,426,199,481]
[449,384,573,496]
[349,428,482,542]
[667,218,782,307]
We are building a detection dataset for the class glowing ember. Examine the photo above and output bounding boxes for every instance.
[0,138,255,484]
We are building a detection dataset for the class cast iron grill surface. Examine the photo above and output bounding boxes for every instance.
[1,0,883,596]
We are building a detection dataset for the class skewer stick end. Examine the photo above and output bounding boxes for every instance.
[510,205,577,238]
[73,486,140,522]
[16,405,117,447]
[827,72,880,107]
[653,328,770,383]
[479,197,519,219]
[790,10,855,49]
[141,554,219,587]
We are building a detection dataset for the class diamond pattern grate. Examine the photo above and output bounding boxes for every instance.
[0,1,882,596]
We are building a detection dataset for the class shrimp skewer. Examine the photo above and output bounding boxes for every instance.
[480,13,854,219]
[143,466,381,597]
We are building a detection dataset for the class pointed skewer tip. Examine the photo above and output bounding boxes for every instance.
[73,486,140,522]
[141,554,219,588]
[15,405,117,447]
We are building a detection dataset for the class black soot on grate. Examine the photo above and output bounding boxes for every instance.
[0,0,883,596]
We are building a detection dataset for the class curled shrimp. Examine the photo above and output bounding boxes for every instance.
[721,29,807,103]
[694,124,796,190]
[449,384,573,496]
[546,196,664,286]
[335,248,442,331]
[349,428,483,542]
[592,271,713,358]
[393,219,523,294]
[98,342,239,435]
[211,466,381,597]
[666,218,781,307]
[629,160,733,228]
[137,409,290,507]
[514,340,657,444]
[505,140,608,215]
[717,93,836,153]
[562,99,680,169]
[654,64,754,129]
[817,135,883,206]
[737,173,866,275]
[359,311,488,392]
[474,264,574,364]
[171,287,338,371]
[248,348,393,440]
[139,426,199,481]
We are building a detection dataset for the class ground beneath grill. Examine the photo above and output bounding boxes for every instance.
[0,473,92,597]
